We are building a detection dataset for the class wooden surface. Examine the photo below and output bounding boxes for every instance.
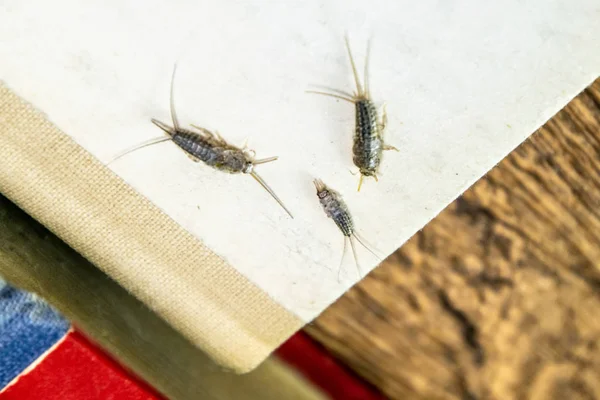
[306,78,600,400]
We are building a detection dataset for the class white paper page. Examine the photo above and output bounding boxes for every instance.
[1,0,598,321]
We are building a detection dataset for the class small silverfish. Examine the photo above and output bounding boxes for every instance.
[308,36,398,191]
[108,66,294,218]
[313,178,380,280]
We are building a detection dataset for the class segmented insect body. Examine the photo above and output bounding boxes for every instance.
[151,120,255,175]
[308,36,398,191]
[108,66,293,218]
[354,99,383,177]
[313,179,379,279]
[315,179,354,236]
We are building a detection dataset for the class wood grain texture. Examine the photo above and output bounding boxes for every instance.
[306,78,600,400]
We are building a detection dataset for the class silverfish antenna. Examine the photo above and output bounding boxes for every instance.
[338,236,349,281]
[250,171,294,218]
[348,235,362,278]
[353,231,382,260]
[253,156,279,165]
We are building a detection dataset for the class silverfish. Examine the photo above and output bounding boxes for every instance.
[108,66,293,218]
[308,36,398,191]
[313,178,380,279]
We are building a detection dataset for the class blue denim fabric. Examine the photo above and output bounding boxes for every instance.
[0,279,70,389]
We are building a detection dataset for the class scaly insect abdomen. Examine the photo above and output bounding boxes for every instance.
[353,99,382,176]
[321,195,354,237]
[173,130,212,160]
[171,129,236,170]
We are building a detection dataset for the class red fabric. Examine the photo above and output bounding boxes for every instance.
[2,324,385,400]
[276,331,387,400]
[0,330,164,400]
